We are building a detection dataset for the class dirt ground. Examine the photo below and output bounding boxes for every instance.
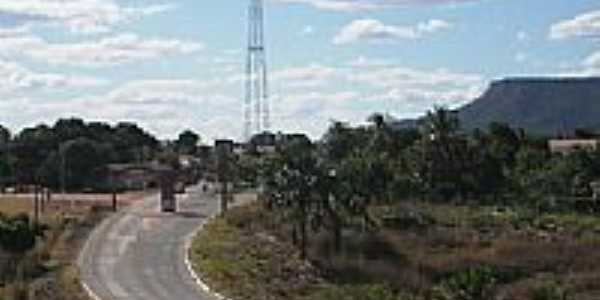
[0,190,156,218]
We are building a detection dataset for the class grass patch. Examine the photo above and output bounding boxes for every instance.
[0,198,33,217]
[191,201,600,300]
[0,200,107,300]
[191,205,324,300]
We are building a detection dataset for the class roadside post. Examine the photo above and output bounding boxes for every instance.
[112,190,118,212]
[33,184,40,225]
[160,168,177,213]
[215,139,234,214]
[40,187,46,213]
[110,171,118,212]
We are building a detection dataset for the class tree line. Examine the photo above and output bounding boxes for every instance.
[258,107,600,258]
[0,118,201,192]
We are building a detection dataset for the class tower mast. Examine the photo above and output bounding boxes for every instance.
[244,0,269,141]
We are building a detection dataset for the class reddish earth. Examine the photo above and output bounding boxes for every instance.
[0,190,157,216]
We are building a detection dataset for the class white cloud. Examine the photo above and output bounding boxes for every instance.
[515,52,527,63]
[301,25,315,35]
[0,58,486,141]
[333,19,452,44]
[0,32,203,67]
[272,64,338,87]
[577,50,600,75]
[0,60,105,92]
[547,49,600,77]
[273,0,479,12]
[377,85,484,109]
[7,78,241,140]
[0,25,30,37]
[517,30,528,41]
[348,65,482,89]
[346,56,391,68]
[549,10,600,40]
[104,79,216,105]
[271,62,484,137]
[0,0,174,34]
[583,51,600,68]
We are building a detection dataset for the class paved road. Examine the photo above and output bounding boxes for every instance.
[78,185,219,300]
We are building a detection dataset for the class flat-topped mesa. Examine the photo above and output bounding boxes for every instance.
[491,77,600,85]
[458,77,600,135]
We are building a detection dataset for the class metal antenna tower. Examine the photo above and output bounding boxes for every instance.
[244,0,269,141]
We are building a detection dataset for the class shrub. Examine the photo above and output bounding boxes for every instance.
[306,284,399,300]
[434,266,500,300]
[532,282,571,300]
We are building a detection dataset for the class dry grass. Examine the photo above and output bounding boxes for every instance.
[0,191,149,300]
[0,197,33,216]
[190,204,325,300]
[192,199,600,300]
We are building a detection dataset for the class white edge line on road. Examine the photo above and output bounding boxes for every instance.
[77,193,159,300]
[78,216,110,300]
[81,281,103,300]
[184,212,232,300]
[77,189,232,300]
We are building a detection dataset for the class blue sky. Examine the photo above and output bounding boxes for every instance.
[0,0,599,141]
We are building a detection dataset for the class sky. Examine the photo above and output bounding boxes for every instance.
[0,0,599,142]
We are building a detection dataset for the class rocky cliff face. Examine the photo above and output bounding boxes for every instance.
[458,77,600,134]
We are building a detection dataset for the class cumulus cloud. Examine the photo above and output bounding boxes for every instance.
[549,10,600,40]
[3,78,240,139]
[0,60,105,92]
[515,52,527,63]
[346,56,391,68]
[301,25,315,35]
[274,0,479,12]
[347,65,482,89]
[272,64,338,87]
[517,30,528,41]
[584,51,600,67]
[580,50,600,75]
[0,0,173,34]
[333,19,452,44]
[0,32,203,67]
[104,79,218,105]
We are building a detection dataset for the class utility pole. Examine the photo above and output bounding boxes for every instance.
[244,0,270,141]
[215,140,234,214]
[60,143,66,195]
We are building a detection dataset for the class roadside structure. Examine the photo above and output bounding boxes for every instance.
[548,139,598,155]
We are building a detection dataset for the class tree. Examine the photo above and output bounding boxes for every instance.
[417,106,468,201]
[487,122,520,168]
[13,125,55,186]
[0,125,10,146]
[175,130,200,155]
[38,138,115,191]
[0,214,38,255]
[264,138,323,259]
[113,122,159,163]
[421,106,460,143]
[321,121,363,164]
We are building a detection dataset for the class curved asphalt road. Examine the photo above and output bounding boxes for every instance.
[78,185,219,300]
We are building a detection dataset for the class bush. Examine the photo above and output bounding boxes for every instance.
[306,284,399,300]
[532,282,571,300]
[433,266,500,300]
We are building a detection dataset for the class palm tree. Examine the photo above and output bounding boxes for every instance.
[421,106,460,142]
[418,106,464,201]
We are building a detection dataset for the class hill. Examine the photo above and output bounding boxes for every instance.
[459,77,600,134]
[395,77,600,135]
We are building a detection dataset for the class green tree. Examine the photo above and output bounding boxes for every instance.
[38,138,115,191]
[13,125,55,186]
[264,138,323,259]
[175,130,200,155]
[0,125,10,146]
[417,106,468,201]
